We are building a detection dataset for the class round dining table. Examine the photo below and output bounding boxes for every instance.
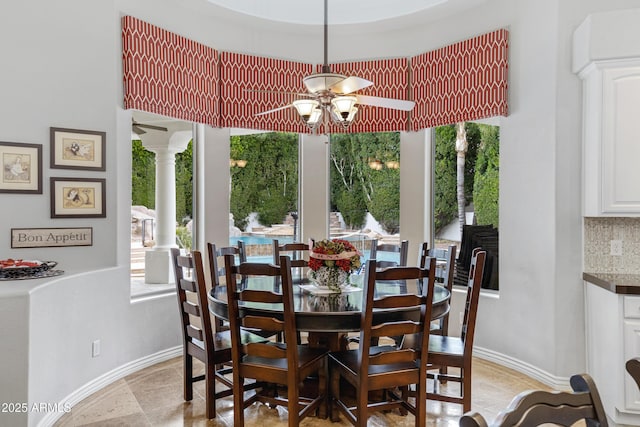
[208,273,451,351]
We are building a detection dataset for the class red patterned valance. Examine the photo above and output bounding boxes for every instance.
[122,16,508,133]
[411,29,509,129]
[218,52,313,132]
[327,59,410,133]
[122,16,219,126]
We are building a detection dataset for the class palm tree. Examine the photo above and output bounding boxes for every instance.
[455,122,468,235]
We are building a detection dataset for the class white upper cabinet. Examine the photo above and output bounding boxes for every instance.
[580,61,640,216]
[574,10,640,216]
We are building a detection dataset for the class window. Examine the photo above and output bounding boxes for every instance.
[434,122,499,290]
[329,132,401,264]
[229,132,299,262]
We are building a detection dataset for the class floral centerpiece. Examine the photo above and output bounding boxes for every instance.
[308,239,361,293]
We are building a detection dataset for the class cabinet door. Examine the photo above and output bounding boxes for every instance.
[623,318,640,410]
[601,66,640,214]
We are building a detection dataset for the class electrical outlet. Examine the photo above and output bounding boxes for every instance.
[611,240,623,256]
[459,311,464,325]
[92,340,101,357]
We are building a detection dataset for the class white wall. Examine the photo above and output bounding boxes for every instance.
[2,0,640,425]
[0,2,182,426]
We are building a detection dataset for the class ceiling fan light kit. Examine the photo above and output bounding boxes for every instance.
[254,0,415,132]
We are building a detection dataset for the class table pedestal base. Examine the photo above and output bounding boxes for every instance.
[307,332,350,352]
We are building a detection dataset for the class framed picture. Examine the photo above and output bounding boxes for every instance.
[50,127,106,171]
[50,177,106,218]
[0,141,42,194]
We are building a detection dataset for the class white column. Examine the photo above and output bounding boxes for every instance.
[192,123,205,253]
[299,133,330,242]
[141,130,191,284]
[400,129,434,266]
[202,127,231,251]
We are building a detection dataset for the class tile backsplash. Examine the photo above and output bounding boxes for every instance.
[584,217,640,274]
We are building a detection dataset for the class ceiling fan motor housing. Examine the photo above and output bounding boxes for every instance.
[303,73,348,94]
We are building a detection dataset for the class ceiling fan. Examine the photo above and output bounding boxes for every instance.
[132,120,168,135]
[253,0,415,130]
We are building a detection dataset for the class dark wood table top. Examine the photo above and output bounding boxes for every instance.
[208,275,451,332]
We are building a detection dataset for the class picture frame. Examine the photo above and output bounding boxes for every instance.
[50,127,106,171]
[50,177,106,218]
[0,141,42,194]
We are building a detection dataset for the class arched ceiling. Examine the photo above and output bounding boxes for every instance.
[204,0,484,25]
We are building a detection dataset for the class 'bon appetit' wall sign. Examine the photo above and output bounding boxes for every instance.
[11,227,92,248]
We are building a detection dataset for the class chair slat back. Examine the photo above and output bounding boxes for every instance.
[171,248,214,354]
[459,374,608,427]
[461,248,486,349]
[224,255,298,366]
[440,245,457,289]
[207,242,247,331]
[207,242,246,288]
[358,258,437,370]
[370,239,409,269]
[421,242,457,336]
[272,240,310,269]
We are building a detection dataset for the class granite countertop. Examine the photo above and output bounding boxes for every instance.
[583,272,640,295]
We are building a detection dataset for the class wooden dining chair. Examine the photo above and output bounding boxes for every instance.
[329,257,437,426]
[272,239,313,284]
[420,242,457,337]
[627,358,640,391]
[170,248,262,419]
[206,242,246,332]
[369,239,409,269]
[426,248,486,413]
[459,373,608,427]
[272,239,310,268]
[224,253,328,427]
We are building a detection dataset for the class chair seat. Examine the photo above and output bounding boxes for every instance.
[368,345,398,355]
[330,349,419,377]
[192,329,268,352]
[242,344,326,370]
[428,334,464,357]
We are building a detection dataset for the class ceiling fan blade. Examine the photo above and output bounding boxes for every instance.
[329,76,373,95]
[132,125,146,135]
[244,89,312,97]
[134,123,168,132]
[356,94,416,111]
[255,104,293,116]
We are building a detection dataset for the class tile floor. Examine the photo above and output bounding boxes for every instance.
[54,356,552,426]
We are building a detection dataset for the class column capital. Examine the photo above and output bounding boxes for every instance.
[140,130,191,154]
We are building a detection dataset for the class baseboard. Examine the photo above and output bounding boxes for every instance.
[474,346,571,390]
[37,346,182,427]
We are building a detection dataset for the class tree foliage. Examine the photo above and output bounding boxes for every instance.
[330,132,400,233]
[230,133,299,230]
[473,124,500,227]
[131,139,156,209]
[175,141,193,223]
[130,125,498,238]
